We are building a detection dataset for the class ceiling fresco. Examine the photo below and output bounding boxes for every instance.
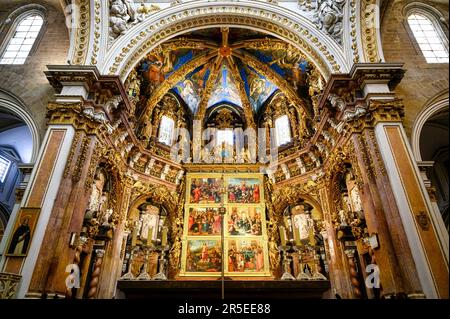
[125,28,324,120]
[207,61,242,108]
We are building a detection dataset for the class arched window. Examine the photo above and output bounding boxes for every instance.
[407,13,448,63]
[275,115,292,147]
[0,14,44,65]
[217,129,234,146]
[0,155,11,183]
[158,115,175,146]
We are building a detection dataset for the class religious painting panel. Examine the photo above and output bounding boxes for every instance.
[227,178,261,203]
[227,238,265,273]
[189,178,224,204]
[6,207,40,256]
[187,207,223,236]
[185,239,222,273]
[227,206,263,236]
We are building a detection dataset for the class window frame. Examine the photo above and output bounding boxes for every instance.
[158,115,176,146]
[404,4,449,64]
[0,155,12,183]
[216,129,234,147]
[274,114,292,147]
[0,6,47,65]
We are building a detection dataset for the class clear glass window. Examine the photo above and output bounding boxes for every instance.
[408,14,448,63]
[275,115,292,147]
[0,15,43,65]
[216,129,234,146]
[0,156,11,183]
[158,116,175,146]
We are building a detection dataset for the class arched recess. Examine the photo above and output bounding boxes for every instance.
[100,1,350,79]
[411,89,449,162]
[0,89,40,163]
[411,89,449,235]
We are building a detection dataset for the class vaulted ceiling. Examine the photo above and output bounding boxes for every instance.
[126,27,324,122]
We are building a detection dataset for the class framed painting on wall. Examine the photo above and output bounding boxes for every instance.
[6,207,40,257]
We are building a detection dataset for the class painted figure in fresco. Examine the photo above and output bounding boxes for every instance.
[8,216,31,255]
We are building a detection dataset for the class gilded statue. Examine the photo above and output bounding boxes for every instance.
[268,237,281,273]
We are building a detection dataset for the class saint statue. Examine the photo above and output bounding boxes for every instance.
[294,213,314,241]
[88,171,106,212]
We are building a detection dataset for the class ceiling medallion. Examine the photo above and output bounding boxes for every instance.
[218,46,232,58]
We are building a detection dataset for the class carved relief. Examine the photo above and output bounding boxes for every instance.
[298,0,346,45]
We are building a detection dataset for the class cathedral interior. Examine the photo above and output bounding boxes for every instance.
[0,0,448,300]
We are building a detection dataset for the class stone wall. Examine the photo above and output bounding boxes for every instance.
[380,0,449,137]
[0,0,69,139]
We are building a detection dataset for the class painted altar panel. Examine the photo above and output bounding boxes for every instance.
[180,172,270,277]
[189,177,224,204]
[187,207,223,236]
[227,206,263,236]
[185,239,222,273]
[227,178,261,203]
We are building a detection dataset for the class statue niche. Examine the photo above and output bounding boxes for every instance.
[83,168,115,240]
[121,202,169,279]
[333,166,367,241]
[280,201,328,280]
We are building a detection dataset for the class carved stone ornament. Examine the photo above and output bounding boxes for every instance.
[415,211,430,231]
[298,0,346,45]
[109,0,160,42]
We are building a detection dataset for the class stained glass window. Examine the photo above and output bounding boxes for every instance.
[0,15,43,65]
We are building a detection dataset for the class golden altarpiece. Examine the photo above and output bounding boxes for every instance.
[0,22,447,300]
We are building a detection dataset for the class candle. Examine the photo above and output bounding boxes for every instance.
[147,227,153,246]
[293,223,300,246]
[131,225,138,247]
[161,226,168,247]
[279,226,287,246]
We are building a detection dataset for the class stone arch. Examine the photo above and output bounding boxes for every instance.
[0,88,40,163]
[280,193,324,221]
[411,89,449,162]
[100,1,350,79]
